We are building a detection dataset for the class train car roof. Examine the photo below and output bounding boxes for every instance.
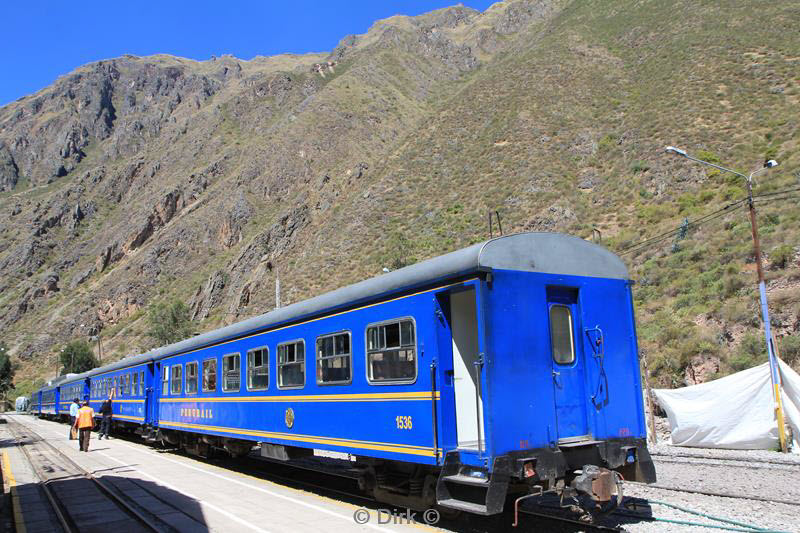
[40,374,75,391]
[59,370,94,385]
[86,232,627,376]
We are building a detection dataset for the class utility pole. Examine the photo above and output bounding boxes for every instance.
[96,334,104,365]
[275,277,281,309]
[641,351,657,444]
[665,147,788,452]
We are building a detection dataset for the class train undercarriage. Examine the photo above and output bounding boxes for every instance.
[142,424,655,518]
[57,415,654,519]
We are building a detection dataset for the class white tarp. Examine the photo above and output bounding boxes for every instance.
[653,359,800,452]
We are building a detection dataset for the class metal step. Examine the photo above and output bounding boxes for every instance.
[437,498,489,515]
[558,439,603,448]
[442,474,490,487]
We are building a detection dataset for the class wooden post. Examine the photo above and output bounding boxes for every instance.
[642,352,657,444]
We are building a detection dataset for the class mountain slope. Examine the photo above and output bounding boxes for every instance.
[1,0,798,394]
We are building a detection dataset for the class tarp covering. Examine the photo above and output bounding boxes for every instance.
[653,359,800,452]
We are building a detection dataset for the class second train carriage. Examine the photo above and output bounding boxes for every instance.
[57,376,88,417]
[87,360,152,426]
[32,232,655,514]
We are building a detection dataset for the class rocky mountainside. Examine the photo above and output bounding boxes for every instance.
[1,0,799,393]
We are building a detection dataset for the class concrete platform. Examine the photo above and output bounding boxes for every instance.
[2,414,441,532]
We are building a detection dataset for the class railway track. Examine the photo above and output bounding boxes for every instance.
[649,451,800,468]
[625,480,800,508]
[652,455,800,471]
[6,417,205,533]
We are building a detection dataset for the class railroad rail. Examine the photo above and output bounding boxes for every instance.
[626,480,800,508]
[652,455,800,471]
[6,417,204,533]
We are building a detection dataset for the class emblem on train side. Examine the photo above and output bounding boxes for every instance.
[285,407,295,428]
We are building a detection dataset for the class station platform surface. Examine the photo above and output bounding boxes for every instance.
[2,414,439,532]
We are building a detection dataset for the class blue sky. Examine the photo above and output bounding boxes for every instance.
[1,0,496,106]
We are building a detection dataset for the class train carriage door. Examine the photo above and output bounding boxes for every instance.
[148,362,159,425]
[448,285,486,452]
[547,287,589,441]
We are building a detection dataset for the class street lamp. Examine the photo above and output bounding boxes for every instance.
[664,146,787,452]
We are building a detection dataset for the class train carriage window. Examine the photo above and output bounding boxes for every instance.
[222,354,240,392]
[277,340,305,389]
[186,362,198,394]
[549,305,576,365]
[162,366,169,395]
[247,347,269,391]
[316,332,352,385]
[366,319,417,383]
[132,373,139,397]
[171,365,183,395]
[126,374,131,396]
[202,359,217,392]
[140,371,145,395]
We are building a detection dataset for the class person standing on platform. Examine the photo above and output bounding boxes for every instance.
[69,398,80,440]
[74,400,95,452]
[98,394,113,440]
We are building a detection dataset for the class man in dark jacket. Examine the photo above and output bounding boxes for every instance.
[98,396,113,439]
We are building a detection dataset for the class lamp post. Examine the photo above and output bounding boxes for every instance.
[664,146,787,452]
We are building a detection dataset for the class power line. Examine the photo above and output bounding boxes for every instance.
[618,187,800,257]
[752,186,800,199]
[620,198,746,256]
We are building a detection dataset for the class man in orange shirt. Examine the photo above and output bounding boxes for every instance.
[74,400,95,452]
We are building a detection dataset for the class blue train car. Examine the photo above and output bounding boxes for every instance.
[29,233,655,515]
[30,392,41,415]
[88,360,152,426]
[57,374,90,419]
[39,381,60,418]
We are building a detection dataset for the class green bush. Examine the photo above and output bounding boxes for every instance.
[722,274,746,297]
[730,333,767,371]
[146,299,193,347]
[770,244,795,270]
[60,340,99,375]
[777,334,800,366]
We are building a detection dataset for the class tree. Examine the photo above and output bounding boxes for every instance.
[0,342,15,403]
[147,299,193,347]
[60,340,99,375]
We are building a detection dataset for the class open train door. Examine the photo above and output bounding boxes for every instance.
[547,287,590,442]
[434,281,487,455]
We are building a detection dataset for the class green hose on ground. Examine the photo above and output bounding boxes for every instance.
[616,499,791,533]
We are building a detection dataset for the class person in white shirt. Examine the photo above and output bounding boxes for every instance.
[69,399,80,440]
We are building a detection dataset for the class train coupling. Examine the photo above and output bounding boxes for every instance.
[570,465,617,503]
